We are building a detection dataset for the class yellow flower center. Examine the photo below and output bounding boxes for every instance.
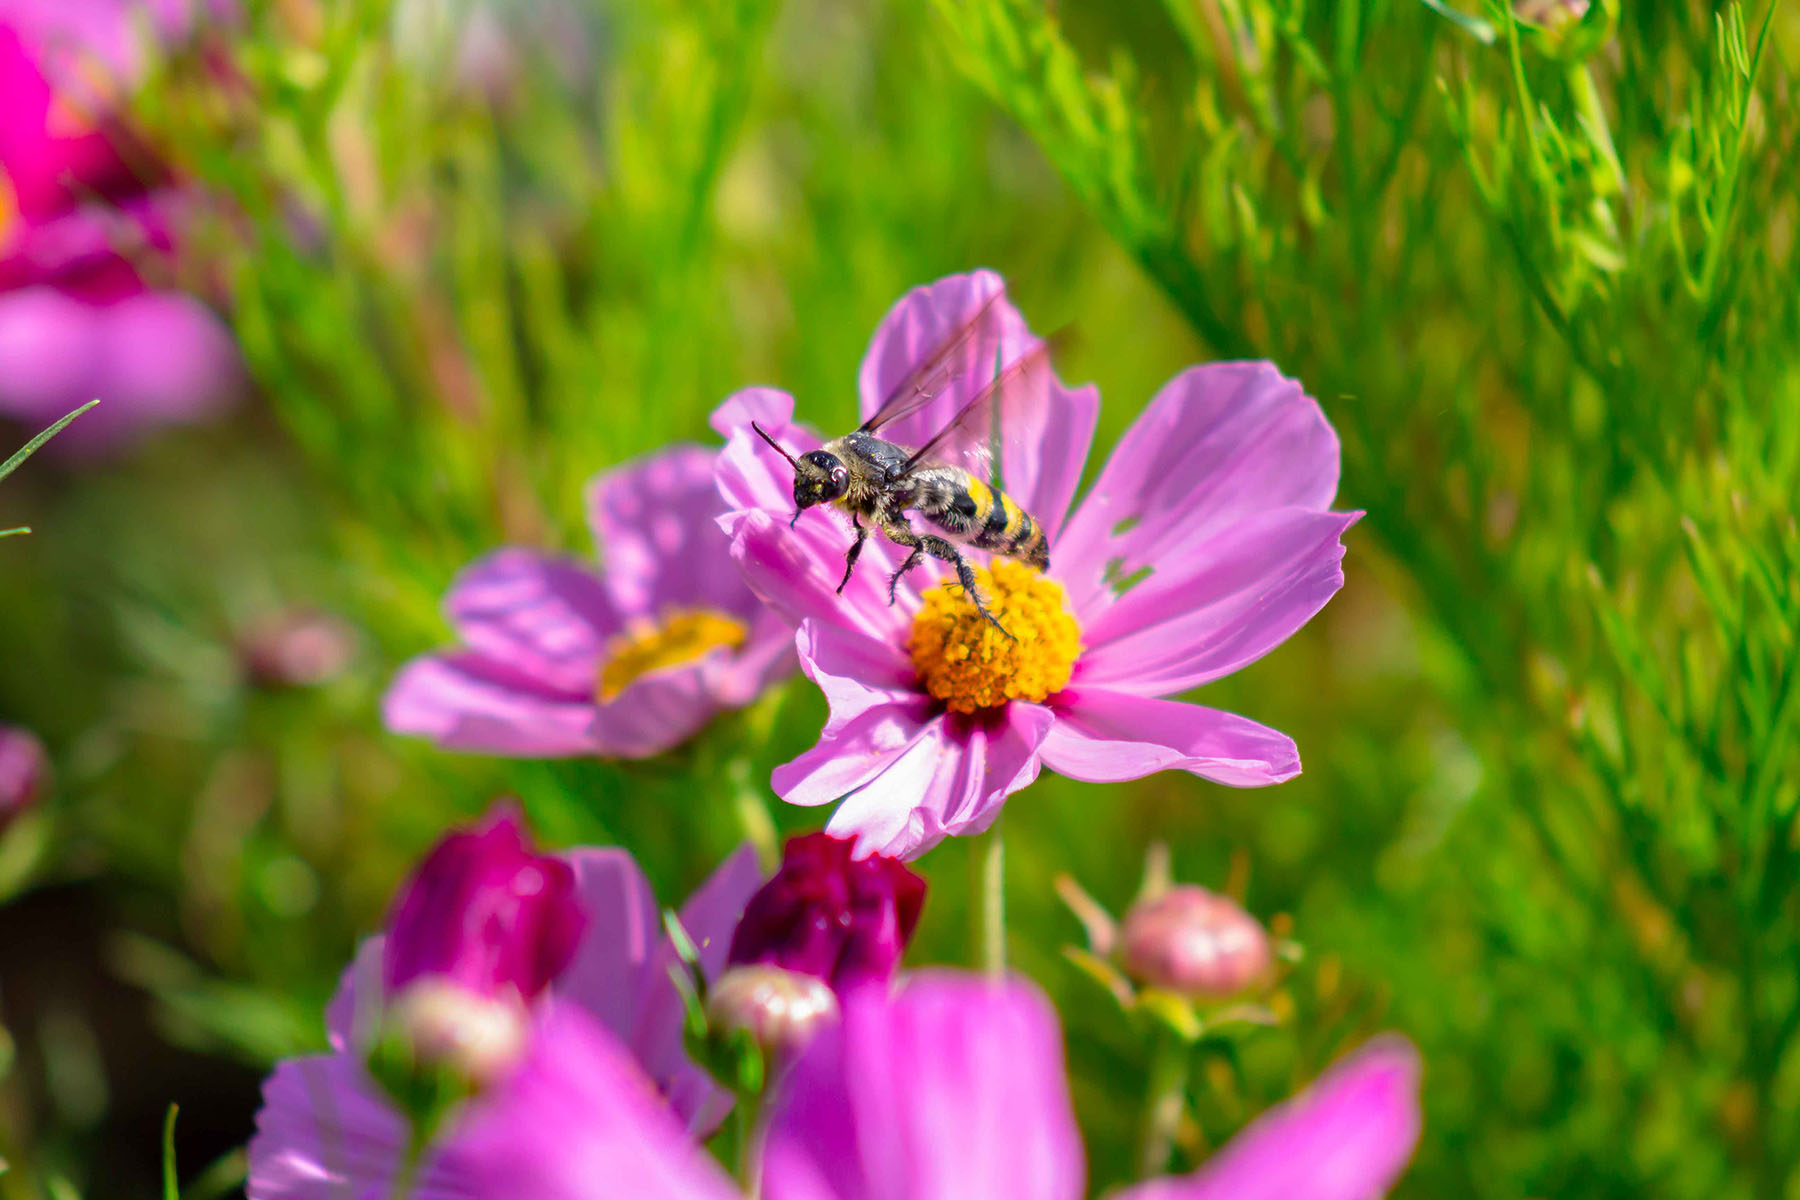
[596,608,748,702]
[908,560,1081,715]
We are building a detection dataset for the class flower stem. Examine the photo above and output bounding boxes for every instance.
[974,820,1006,977]
[1136,1029,1190,1179]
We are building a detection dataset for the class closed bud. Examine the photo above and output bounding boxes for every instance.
[706,965,839,1060]
[0,725,47,833]
[726,833,925,993]
[1119,885,1272,998]
[383,803,585,1006]
[240,609,359,688]
[383,979,530,1085]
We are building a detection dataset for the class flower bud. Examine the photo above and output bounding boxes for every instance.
[382,804,585,1006]
[1119,885,1272,998]
[705,965,839,1060]
[384,978,531,1085]
[0,725,47,833]
[240,609,359,688]
[726,833,925,992]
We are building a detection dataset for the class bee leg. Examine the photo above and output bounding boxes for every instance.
[837,517,868,596]
[882,520,1013,641]
[887,548,924,605]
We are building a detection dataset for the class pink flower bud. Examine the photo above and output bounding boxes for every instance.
[726,833,925,993]
[384,978,531,1085]
[0,724,47,832]
[705,964,840,1059]
[1119,885,1272,998]
[239,609,359,688]
[382,804,585,1006]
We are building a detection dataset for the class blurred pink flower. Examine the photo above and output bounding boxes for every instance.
[715,271,1357,858]
[384,444,794,759]
[0,722,47,831]
[447,972,1421,1200]
[0,1,242,450]
[247,815,763,1199]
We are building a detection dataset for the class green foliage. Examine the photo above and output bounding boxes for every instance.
[934,0,1800,1195]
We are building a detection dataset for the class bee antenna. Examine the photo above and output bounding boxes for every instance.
[750,421,800,468]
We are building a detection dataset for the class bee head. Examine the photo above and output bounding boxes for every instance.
[794,450,849,509]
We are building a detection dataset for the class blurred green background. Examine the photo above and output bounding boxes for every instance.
[3,0,1799,1197]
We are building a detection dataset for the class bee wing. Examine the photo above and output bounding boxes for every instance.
[896,332,1067,487]
[858,290,1011,437]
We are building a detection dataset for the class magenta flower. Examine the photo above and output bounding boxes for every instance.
[381,805,585,1004]
[384,444,794,759]
[441,972,1420,1200]
[0,722,47,831]
[0,3,243,450]
[715,271,1357,857]
[727,832,926,993]
[247,819,764,1198]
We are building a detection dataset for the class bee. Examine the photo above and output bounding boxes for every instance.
[750,292,1059,638]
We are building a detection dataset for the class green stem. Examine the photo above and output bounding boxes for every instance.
[974,821,1006,977]
[1137,1030,1190,1178]
[732,1089,765,1199]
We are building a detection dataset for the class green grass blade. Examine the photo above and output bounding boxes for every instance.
[0,400,99,484]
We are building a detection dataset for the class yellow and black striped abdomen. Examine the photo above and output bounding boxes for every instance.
[914,467,1050,570]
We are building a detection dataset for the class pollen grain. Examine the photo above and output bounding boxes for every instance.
[908,560,1080,715]
[597,608,747,702]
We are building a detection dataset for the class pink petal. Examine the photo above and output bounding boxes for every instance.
[773,696,941,812]
[247,1053,475,1200]
[854,270,1095,535]
[383,652,601,757]
[323,937,384,1054]
[821,704,1054,861]
[1075,509,1358,695]
[442,548,620,696]
[588,660,728,759]
[708,385,796,440]
[556,849,662,1046]
[586,443,751,618]
[457,1003,739,1200]
[1118,1037,1421,1200]
[1041,689,1298,787]
[1058,363,1342,611]
[90,290,243,431]
[725,508,910,643]
[763,973,1084,1200]
[798,617,922,728]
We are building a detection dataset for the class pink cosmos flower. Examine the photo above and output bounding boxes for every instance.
[0,1,243,450]
[715,271,1357,857]
[0,722,47,831]
[451,972,1421,1200]
[384,444,793,759]
[247,814,764,1199]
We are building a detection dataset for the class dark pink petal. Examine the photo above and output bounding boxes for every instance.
[246,1052,476,1200]
[443,548,620,696]
[763,973,1084,1200]
[383,652,601,757]
[821,703,1054,860]
[1058,363,1342,611]
[586,443,749,617]
[458,1003,739,1200]
[854,270,1096,534]
[1075,509,1358,695]
[725,508,910,642]
[1042,689,1298,787]
[1118,1037,1421,1200]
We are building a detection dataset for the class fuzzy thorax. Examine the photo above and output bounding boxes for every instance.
[597,608,748,701]
[908,560,1080,714]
